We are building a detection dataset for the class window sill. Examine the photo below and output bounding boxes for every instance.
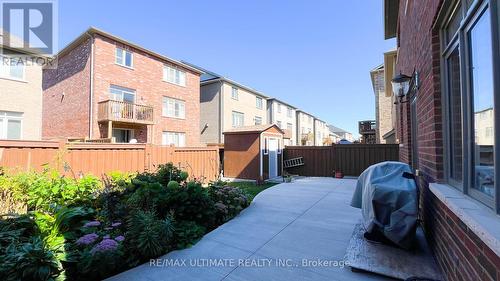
[161,115,185,120]
[162,80,186,88]
[0,76,27,83]
[115,63,134,70]
[429,183,500,256]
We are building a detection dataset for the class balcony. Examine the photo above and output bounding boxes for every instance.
[358,120,376,134]
[97,100,154,125]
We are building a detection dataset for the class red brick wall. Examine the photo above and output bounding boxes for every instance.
[396,0,444,181]
[92,34,201,146]
[42,38,91,139]
[396,1,500,280]
[421,181,500,281]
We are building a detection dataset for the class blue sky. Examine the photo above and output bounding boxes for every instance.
[58,0,395,138]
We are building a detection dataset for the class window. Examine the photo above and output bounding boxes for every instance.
[115,47,133,68]
[446,47,463,184]
[287,107,293,118]
[0,111,22,139]
[277,104,282,113]
[109,85,135,103]
[254,116,262,125]
[232,111,244,127]
[162,97,185,119]
[263,138,268,155]
[163,65,186,86]
[277,121,282,128]
[0,56,25,80]
[256,97,263,109]
[287,123,293,132]
[162,131,186,147]
[469,7,495,198]
[441,1,497,208]
[231,87,238,100]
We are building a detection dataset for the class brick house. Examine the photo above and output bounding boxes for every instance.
[384,0,500,280]
[42,27,202,146]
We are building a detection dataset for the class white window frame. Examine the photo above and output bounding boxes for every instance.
[162,131,186,147]
[162,97,186,119]
[163,65,186,87]
[256,97,263,109]
[115,47,133,68]
[254,116,262,125]
[109,85,136,103]
[0,55,25,81]
[0,111,23,140]
[231,87,239,100]
[287,107,293,118]
[232,111,244,127]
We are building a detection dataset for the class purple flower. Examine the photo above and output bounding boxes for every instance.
[104,227,112,231]
[114,235,125,242]
[83,221,101,227]
[90,238,118,254]
[111,222,122,227]
[103,235,110,239]
[76,233,99,245]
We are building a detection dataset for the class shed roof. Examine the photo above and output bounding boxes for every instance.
[223,124,284,135]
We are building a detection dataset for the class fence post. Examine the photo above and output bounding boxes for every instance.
[144,144,152,172]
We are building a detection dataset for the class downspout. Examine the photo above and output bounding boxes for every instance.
[86,32,95,139]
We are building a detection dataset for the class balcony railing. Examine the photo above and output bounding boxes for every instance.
[98,100,154,125]
[358,120,376,134]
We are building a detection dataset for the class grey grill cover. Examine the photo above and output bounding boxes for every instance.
[351,161,418,250]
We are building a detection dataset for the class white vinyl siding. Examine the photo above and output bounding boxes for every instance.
[163,65,186,86]
[115,47,133,68]
[232,111,244,127]
[162,131,186,147]
[0,111,23,140]
[0,56,25,80]
[162,97,185,119]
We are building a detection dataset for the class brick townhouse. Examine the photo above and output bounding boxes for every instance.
[42,27,202,146]
[384,0,500,280]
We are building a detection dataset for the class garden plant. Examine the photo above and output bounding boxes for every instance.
[0,163,250,281]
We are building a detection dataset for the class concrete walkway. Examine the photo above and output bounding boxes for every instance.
[108,177,392,281]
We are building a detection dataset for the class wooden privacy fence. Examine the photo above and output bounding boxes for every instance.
[0,140,220,182]
[283,144,399,177]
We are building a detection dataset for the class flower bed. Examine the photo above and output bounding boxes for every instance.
[0,163,249,280]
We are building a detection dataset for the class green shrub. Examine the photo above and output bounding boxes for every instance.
[125,180,168,215]
[164,181,215,228]
[166,180,179,189]
[209,183,249,224]
[155,163,186,185]
[0,170,101,213]
[125,210,174,261]
[172,220,206,249]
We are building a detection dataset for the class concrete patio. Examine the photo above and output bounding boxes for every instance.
[108,177,393,281]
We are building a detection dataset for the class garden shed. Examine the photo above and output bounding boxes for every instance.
[223,124,284,180]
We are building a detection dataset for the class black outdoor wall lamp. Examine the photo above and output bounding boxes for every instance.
[391,71,419,104]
